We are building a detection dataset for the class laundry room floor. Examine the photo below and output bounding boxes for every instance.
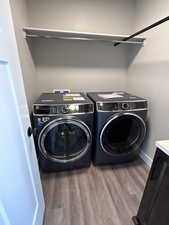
[42,160,149,225]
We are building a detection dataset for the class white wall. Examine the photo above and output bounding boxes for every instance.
[27,0,135,34]
[127,0,169,159]
[30,39,129,94]
[9,0,37,110]
[26,0,136,96]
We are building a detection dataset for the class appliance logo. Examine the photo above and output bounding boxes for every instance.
[42,117,50,123]
[38,117,50,126]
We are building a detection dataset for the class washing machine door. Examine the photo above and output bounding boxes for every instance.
[100,113,146,155]
[38,118,91,163]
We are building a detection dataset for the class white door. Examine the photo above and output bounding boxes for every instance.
[0,1,45,225]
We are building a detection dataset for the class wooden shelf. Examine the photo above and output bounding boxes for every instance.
[23,27,145,46]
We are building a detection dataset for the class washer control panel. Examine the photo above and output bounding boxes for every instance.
[33,104,94,115]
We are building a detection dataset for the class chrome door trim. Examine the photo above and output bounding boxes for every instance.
[100,112,146,156]
[38,118,92,163]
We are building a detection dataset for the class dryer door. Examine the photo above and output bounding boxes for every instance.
[100,113,146,156]
[38,118,91,163]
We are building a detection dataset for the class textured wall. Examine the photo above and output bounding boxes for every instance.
[127,0,169,159]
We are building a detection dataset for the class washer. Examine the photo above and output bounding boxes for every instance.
[32,92,94,172]
[87,92,148,166]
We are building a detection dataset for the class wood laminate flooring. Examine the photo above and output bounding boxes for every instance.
[42,160,149,225]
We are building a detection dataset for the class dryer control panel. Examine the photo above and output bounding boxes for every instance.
[97,101,147,112]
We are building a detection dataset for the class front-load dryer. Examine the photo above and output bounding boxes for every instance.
[32,92,94,172]
[87,92,148,166]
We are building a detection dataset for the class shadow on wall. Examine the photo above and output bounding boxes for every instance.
[28,38,129,69]
[127,60,169,158]
[127,45,142,67]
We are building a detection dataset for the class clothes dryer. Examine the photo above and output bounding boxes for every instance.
[87,92,147,166]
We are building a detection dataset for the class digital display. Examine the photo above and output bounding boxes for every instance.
[97,103,119,111]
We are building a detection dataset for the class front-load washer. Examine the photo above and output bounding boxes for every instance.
[32,92,94,172]
[87,92,148,166]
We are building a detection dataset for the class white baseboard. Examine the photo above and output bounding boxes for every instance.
[140,151,153,167]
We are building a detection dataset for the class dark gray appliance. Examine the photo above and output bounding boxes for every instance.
[133,147,169,225]
[87,92,148,166]
[32,92,94,172]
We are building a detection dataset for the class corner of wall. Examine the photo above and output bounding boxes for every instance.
[9,0,37,112]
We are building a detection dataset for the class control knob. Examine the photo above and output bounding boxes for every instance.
[62,105,69,114]
[121,103,130,110]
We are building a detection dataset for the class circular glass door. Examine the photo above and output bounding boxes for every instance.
[100,113,146,155]
[38,119,91,163]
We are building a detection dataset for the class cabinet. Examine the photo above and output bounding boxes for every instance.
[133,144,169,225]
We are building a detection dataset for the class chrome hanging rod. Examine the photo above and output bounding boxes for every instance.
[114,15,169,46]
[25,34,143,45]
